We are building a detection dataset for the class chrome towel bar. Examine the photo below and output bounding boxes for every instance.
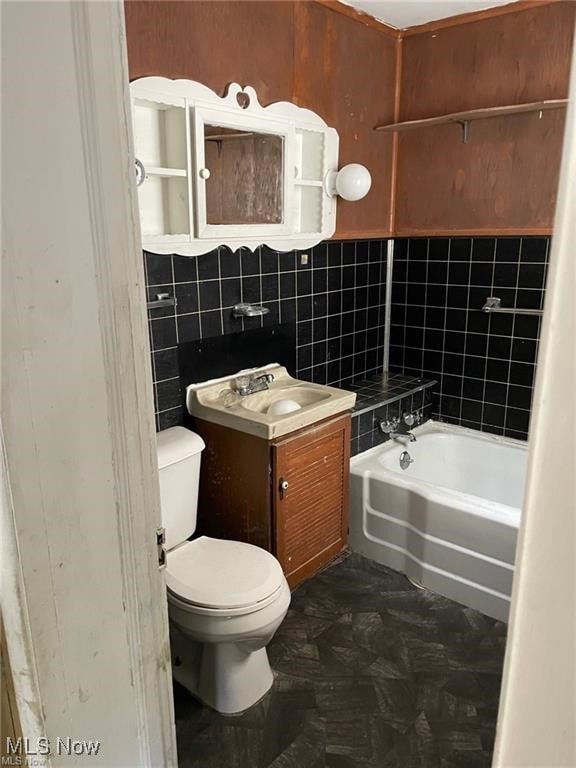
[481,296,543,316]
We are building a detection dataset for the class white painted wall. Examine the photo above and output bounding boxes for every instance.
[492,40,576,768]
[1,2,176,765]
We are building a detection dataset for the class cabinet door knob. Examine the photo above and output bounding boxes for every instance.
[279,479,289,499]
[199,167,211,180]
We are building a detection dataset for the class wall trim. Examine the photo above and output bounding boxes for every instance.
[0,429,47,761]
[2,1,176,763]
[319,0,564,40]
[394,228,554,238]
[330,227,554,240]
[70,4,176,764]
[492,39,576,765]
[332,230,394,240]
[314,0,400,38]
[382,240,394,374]
[389,34,403,234]
[401,0,563,37]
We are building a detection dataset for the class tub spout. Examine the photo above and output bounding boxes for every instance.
[390,431,416,443]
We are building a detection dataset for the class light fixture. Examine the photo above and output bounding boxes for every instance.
[325,163,372,201]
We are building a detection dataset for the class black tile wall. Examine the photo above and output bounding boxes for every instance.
[390,236,549,441]
[145,241,389,430]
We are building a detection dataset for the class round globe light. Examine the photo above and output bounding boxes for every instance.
[335,163,372,201]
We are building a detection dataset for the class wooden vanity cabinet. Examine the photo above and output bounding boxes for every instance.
[194,413,351,588]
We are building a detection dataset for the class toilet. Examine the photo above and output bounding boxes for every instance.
[157,426,290,715]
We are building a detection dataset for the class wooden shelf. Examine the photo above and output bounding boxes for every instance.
[375,98,568,133]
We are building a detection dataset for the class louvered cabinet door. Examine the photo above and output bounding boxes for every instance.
[272,414,351,588]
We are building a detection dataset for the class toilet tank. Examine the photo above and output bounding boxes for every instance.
[156,427,205,551]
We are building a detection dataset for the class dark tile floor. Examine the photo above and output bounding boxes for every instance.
[174,553,507,768]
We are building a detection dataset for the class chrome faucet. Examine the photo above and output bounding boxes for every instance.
[390,430,416,443]
[379,412,420,443]
[232,372,275,396]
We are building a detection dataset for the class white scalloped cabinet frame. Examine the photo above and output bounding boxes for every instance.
[130,77,339,256]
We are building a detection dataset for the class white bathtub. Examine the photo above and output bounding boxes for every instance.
[349,421,527,621]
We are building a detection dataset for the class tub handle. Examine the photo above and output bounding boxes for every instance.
[379,418,399,434]
[403,410,421,427]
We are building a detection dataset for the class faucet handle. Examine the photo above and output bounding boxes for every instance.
[379,417,399,434]
[403,410,421,427]
[232,375,251,396]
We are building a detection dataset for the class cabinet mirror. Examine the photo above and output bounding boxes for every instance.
[130,77,340,256]
[203,125,283,226]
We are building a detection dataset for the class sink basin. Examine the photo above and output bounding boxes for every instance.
[239,386,330,414]
[186,365,356,439]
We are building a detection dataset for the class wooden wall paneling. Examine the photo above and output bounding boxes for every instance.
[314,0,399,39]
[394,2,576,235]
[124,0,575,239]
[205,134,283,225]
[293,2,398,239]
[402,0,562,38]
[193,419,272,551]
[124,1,295,104]
[388,34,403,234]
[399,3,576,121]
[395,110,567,236]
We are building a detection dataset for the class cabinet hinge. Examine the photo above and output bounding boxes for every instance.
[156,526,166,570]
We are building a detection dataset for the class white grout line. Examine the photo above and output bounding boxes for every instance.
[382,239,394,375]
[437,238,450,423]
[217,247,225,336]
[421,238,430,376]
[504,237,523,435]
[457,238,473,425]
[476,237,500,432]
[258,246,264,330]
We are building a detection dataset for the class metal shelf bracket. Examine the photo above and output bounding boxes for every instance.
[457,119,471,144]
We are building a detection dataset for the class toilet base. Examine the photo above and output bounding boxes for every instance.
[171,628,274,715]
[198,643,274,714]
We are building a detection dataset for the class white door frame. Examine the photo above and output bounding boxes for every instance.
[492,30,576,768]
[1,2,176,765]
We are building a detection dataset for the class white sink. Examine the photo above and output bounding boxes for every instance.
[239,386,330,414]
[186,365,356,439]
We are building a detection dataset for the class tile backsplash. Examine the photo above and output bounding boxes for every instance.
[145,235,548,441]
[350,379,435,457]
[145,240,389,430]
[389,236,549,441]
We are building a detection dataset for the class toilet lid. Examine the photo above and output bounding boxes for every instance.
[166,536,285,609]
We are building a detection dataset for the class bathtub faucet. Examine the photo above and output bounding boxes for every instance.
[378,417,416,442]
[390,430,417,444]
[379,417,417,443]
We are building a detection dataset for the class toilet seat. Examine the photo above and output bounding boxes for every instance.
[166,536,285,611]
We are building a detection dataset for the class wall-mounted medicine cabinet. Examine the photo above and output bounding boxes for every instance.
[130,77,340,256]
